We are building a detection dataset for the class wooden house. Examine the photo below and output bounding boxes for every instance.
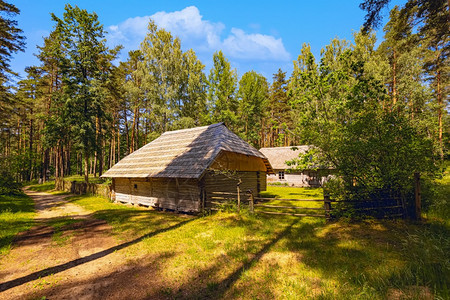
[259,146,330,187]
[101,123,273,212]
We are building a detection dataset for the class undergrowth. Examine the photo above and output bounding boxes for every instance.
[0,194,35,255]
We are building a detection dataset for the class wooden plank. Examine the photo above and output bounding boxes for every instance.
[210,196,236,200]
[209,201,234,206]
[210,192,239,196]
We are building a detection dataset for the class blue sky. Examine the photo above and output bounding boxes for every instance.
[12,0,404,82]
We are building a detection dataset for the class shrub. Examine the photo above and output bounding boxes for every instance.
[0,169,22,195]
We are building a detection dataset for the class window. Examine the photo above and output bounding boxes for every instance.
[278,171,285,180]
[134,184,138,189]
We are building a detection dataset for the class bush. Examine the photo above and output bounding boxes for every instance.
[0,170,22,195]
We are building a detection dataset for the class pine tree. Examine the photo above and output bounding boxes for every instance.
[51,4,115,183]
[267,69,292,146]
[0,0,25,123]
[237,71,268,147]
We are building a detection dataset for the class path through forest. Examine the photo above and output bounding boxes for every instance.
[0,189,167,299]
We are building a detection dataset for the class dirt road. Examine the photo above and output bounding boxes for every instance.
[0,189,165,300]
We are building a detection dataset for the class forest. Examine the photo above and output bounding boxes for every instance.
[0,1,448,204]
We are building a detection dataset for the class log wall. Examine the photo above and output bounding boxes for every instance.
[114,177,201,212]
[202,171,267,205]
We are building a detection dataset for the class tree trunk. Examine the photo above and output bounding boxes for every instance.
[117,127,121,161]
[437,70,443,159]
[123,109,130,154]
[84,149,89,183]
[66,146,71,176]
[392,48,397,107]
[98,118,103,177]
[43,148,49,182]
[131,107,138,153]
[59,145,64,178]
[28,109,33,181]
[55,142,60,179]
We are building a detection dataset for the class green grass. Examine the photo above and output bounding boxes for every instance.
[0,193,36,255]
[63,175,106,184]
[28,182,55,192]
[261,186,324,200]
[258,186,325,215]
[24,183,450,299]
[66,195,186,237]
[426,163,450,222]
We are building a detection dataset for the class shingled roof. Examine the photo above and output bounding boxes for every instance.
[102,123,273,179]
[259,146,311,170]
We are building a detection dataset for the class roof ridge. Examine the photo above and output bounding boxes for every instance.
[162,122,224,135]
[260,146,309,150]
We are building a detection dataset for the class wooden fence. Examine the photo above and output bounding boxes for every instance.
[208,190,407,219]
[55,178,112,199]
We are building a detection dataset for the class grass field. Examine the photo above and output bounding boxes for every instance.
[4,181,447,298]
[259,186,325,216]
[0,193,35,255]
[61,186,449,299]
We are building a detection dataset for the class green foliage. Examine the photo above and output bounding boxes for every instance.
[289,38,440,205]
[423,162,450,221]
[0,0,25,102]
[207,51,238,129]
[50,4,119,181]
[266,68,294,147]
[237,71,268,146]
[132,21,207,135]
[0,166,21,195]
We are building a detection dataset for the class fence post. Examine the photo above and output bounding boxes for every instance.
[414,172,421,221]
[324,194,331,220]
[247,189,254,214]
[237,185,241,214]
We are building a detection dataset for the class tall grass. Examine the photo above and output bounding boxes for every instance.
[0,194,35,255]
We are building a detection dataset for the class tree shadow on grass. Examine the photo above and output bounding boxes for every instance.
[280,220,450,298]
[0,217,195,293]
[143,217,302,299]
[92,208,192,237]
[0,194,34,213]
[22,251,177,300]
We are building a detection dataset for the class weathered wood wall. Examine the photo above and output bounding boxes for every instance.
[210,151,268,172]
[202,170,266,205]
[114,177,201,212]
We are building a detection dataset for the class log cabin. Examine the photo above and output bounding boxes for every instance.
[101,123,274,212]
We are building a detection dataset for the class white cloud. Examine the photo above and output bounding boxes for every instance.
[106,6,290,65]
[223,28,290,61]
[150,6,224,51]
[107,16,149,45]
